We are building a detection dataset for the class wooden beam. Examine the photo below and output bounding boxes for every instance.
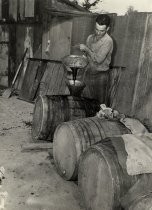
[21,142,53,152]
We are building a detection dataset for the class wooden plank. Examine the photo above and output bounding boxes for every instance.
[0,43,8,77]
[43,17,72,61]
[25,0,35,17]
[21,142,53,152]
[19,0,25,20]
[42,20,49,59]
[15,25,26,90]
[8,25,16,86]
[33,24,42,58]
[132,14,152,127]
[0,0,2,20]
[71,16,95,55]
[112,15,129,66]
[16,25,26,65]
[30,60,47,99]
[19,60,40,101]
[17,26,34,90]
[9,0,18,21]
[46,63,65,95]
[0,25,9,42]
[40,61,68,96]
[39,62,55,95]
[111,13,148,115]
[107,67,125,108]
[2,0,9,20]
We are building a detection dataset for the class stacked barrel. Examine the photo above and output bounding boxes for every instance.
[31,56,151,210]
[32,95,100,141]
[52,116,150,210]
[53,117,130,180]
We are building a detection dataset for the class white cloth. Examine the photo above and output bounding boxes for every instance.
[122,133,152,175]
[120,117,149,135]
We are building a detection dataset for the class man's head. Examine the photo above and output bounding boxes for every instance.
[95,14,111,38]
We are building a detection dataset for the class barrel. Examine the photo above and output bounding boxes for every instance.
[78,137,139,210]
[53,117,130,180]
[129,195,152,210]
[32,95,100,141]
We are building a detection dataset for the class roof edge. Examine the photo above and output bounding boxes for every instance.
[57,0,91,12]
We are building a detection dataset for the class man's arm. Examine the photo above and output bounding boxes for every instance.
[80,39,113,64]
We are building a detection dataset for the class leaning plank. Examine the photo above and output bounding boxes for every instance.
[21,142,53,152]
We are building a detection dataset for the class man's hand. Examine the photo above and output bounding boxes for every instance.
[80,44,88,52]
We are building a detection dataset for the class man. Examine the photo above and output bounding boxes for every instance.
[80,14,113,104]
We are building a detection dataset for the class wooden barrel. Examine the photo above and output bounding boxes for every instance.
[129,195,152,210]
[78,137,138,210]
[32,95,100,141]
[53,117,130,180]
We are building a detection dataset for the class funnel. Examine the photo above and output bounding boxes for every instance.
[62,55,88,69]
[66,80,86,97]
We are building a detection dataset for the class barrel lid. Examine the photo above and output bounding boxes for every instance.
[53,123,80,180]
[32,95,49,140]
[78,143,121,210]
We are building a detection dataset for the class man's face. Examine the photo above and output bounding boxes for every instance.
[95,23,109,38]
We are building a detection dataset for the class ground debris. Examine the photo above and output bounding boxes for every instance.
[2,126,21,131]
[0,191,8,210]
[22,121,32,127]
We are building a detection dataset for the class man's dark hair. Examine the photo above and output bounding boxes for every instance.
[96,14,111,27]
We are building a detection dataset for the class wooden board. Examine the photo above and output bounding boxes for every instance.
[16,25,26,64]
[8,25,16,85]
[39,61,68,96]
[19,0,25,20]
[33,24,42,58]
[15,25,32,91]
[2,0,9,20]
[71,15,95,55]
[42,17,72,61]
[19,59,41,101]
[0,43,8,76]
[31,60,47,99]
[111,13,148,115]
[0,0,2,20]
[21,142,53,152]
[0,41,8,87]
[19,60,68,102]
[112,15,128,66]
[9,0,18,21]
[25,0,35,17]
[132,14,152,128]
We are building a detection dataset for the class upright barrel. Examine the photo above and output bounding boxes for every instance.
[78,137,138,210]
[32,95,100,141]
[53,117,130,180]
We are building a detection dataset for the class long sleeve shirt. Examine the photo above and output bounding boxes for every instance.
[86,33,113,72]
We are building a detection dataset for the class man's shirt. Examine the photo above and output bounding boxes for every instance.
[86,33,113,72]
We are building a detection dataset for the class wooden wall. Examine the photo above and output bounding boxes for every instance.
[0,25,9,87]
[71,15,96,55]
[9,0,35,21]
[42,16,72,60]
[111,13,152,129]
[14,23,42,89]
[42,14,96,60]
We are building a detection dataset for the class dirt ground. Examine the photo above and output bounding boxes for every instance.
[0,95,85,210]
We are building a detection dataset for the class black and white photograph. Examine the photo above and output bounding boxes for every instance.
[0,0,152,209]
